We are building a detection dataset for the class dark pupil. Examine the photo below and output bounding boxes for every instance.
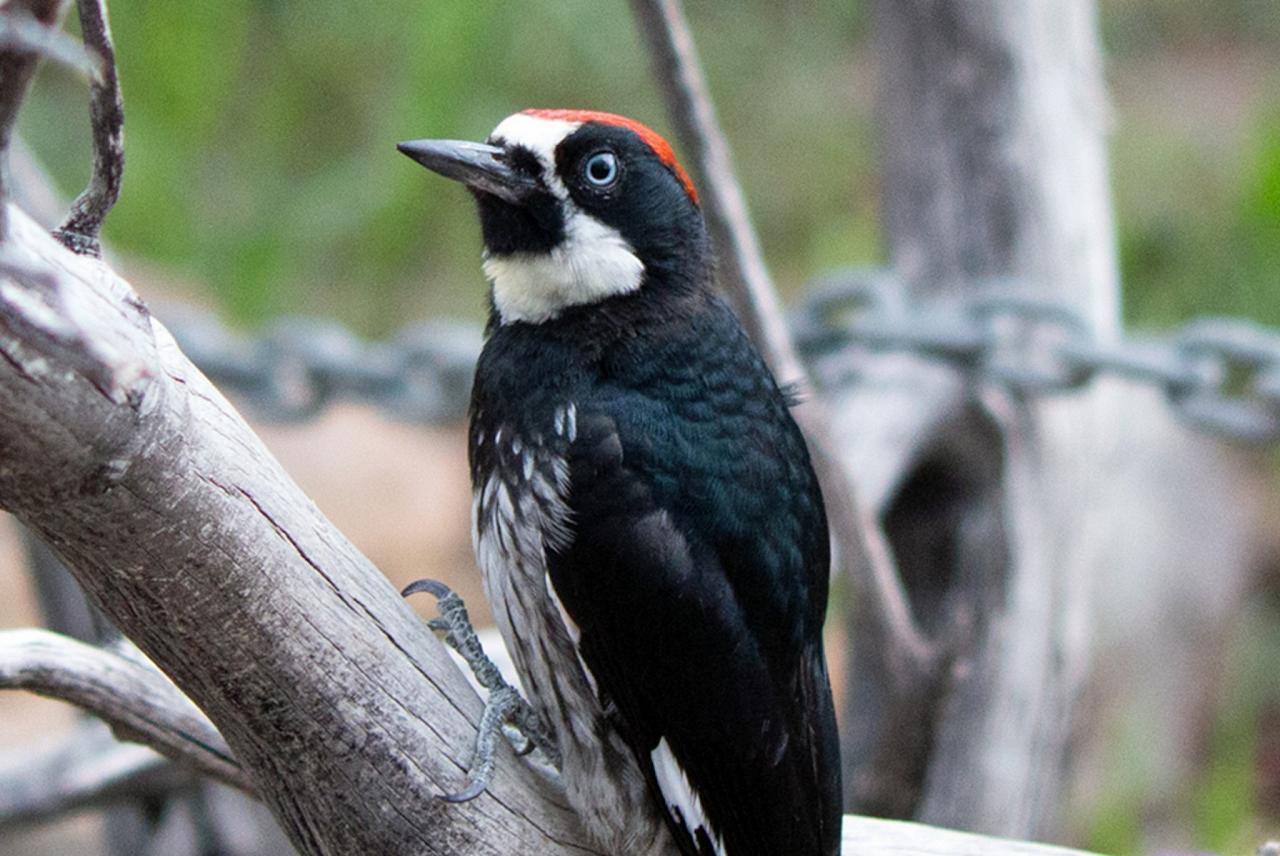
[588,155,614,183]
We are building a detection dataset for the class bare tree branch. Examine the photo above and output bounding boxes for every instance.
[0,8,101,80]
[54,0,123,257]
[627,0,796,381]
[0,0,72,237]
[0,719,190,827]
[0,628,251,792]
[0,201,599,855]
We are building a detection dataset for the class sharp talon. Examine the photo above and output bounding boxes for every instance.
[405,575,562,799]
[437,777,490,804]
[402,578,452,599]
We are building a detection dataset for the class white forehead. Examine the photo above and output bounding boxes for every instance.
[489,113,582,197]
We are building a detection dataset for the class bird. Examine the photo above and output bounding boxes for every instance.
[398,109,841,856]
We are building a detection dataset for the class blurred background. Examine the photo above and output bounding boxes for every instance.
[1,0,1278,853]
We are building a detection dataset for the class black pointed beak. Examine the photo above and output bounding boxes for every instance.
[397,139,538,206]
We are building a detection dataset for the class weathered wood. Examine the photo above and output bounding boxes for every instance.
[834,0,1120,837]
[53,0,125,258]
[0,0,71,236]
[0,203,599,856]
[840,815,1092,856]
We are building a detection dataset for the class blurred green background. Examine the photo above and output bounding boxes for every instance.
[23,1,1280,336]
[13,0,1280,853]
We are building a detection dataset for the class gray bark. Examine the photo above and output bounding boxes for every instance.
[0,203,597,855]
[0,629,247,790]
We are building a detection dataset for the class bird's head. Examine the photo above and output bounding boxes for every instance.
[399,109,708,325]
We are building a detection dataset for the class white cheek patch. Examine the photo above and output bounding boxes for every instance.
[483,208,645,325]
[650,738,727,855]
[483,111,646,324]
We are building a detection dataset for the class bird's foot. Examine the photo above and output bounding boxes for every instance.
[403,579,560,801]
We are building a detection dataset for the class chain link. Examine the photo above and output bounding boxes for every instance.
[165,308,481,425]
[795,269,1280,445]
[161,270,1280,445]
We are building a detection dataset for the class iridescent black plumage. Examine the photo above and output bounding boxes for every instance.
[406,111,841,856]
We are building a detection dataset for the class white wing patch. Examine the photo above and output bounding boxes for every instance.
[651,738,727,856]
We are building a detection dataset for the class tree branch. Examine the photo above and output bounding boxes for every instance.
[53,0,123,257]
[627,0,797,382]
[0,0,72,237]
[840,815,1092,856]
[0,7,101,81]
[0,202,598,855]
[0,628,250,792]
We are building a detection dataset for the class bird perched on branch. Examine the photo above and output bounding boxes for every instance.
[399,109,841,856]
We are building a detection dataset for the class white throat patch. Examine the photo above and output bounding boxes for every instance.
[483,112,646,325]
[483,212,644,325]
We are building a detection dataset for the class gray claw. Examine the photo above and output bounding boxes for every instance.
[403,578,561,800]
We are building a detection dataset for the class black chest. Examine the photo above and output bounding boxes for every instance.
[467,290,819,560]
[467,289,752,483]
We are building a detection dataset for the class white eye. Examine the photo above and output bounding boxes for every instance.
[583,151,619,187]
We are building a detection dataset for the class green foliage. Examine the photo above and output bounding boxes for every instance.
[21,0,875,334]
[1115,95,1280,330]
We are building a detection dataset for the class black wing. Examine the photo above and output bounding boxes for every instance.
[545,359,841,856]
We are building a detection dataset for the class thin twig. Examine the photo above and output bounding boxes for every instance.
[53,0,123,257]
[0,10,102,80]
[0,0,73,236]
[627,0,797,380]
[628,0,935,673]
[0,628,252,793]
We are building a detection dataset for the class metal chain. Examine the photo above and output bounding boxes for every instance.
[164,307,482,425]
[162,270,1280,445]
[794,269,1280,445]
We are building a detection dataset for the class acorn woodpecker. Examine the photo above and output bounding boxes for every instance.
[399,109,841,856]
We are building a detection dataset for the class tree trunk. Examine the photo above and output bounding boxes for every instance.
[838,0,1119,838]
